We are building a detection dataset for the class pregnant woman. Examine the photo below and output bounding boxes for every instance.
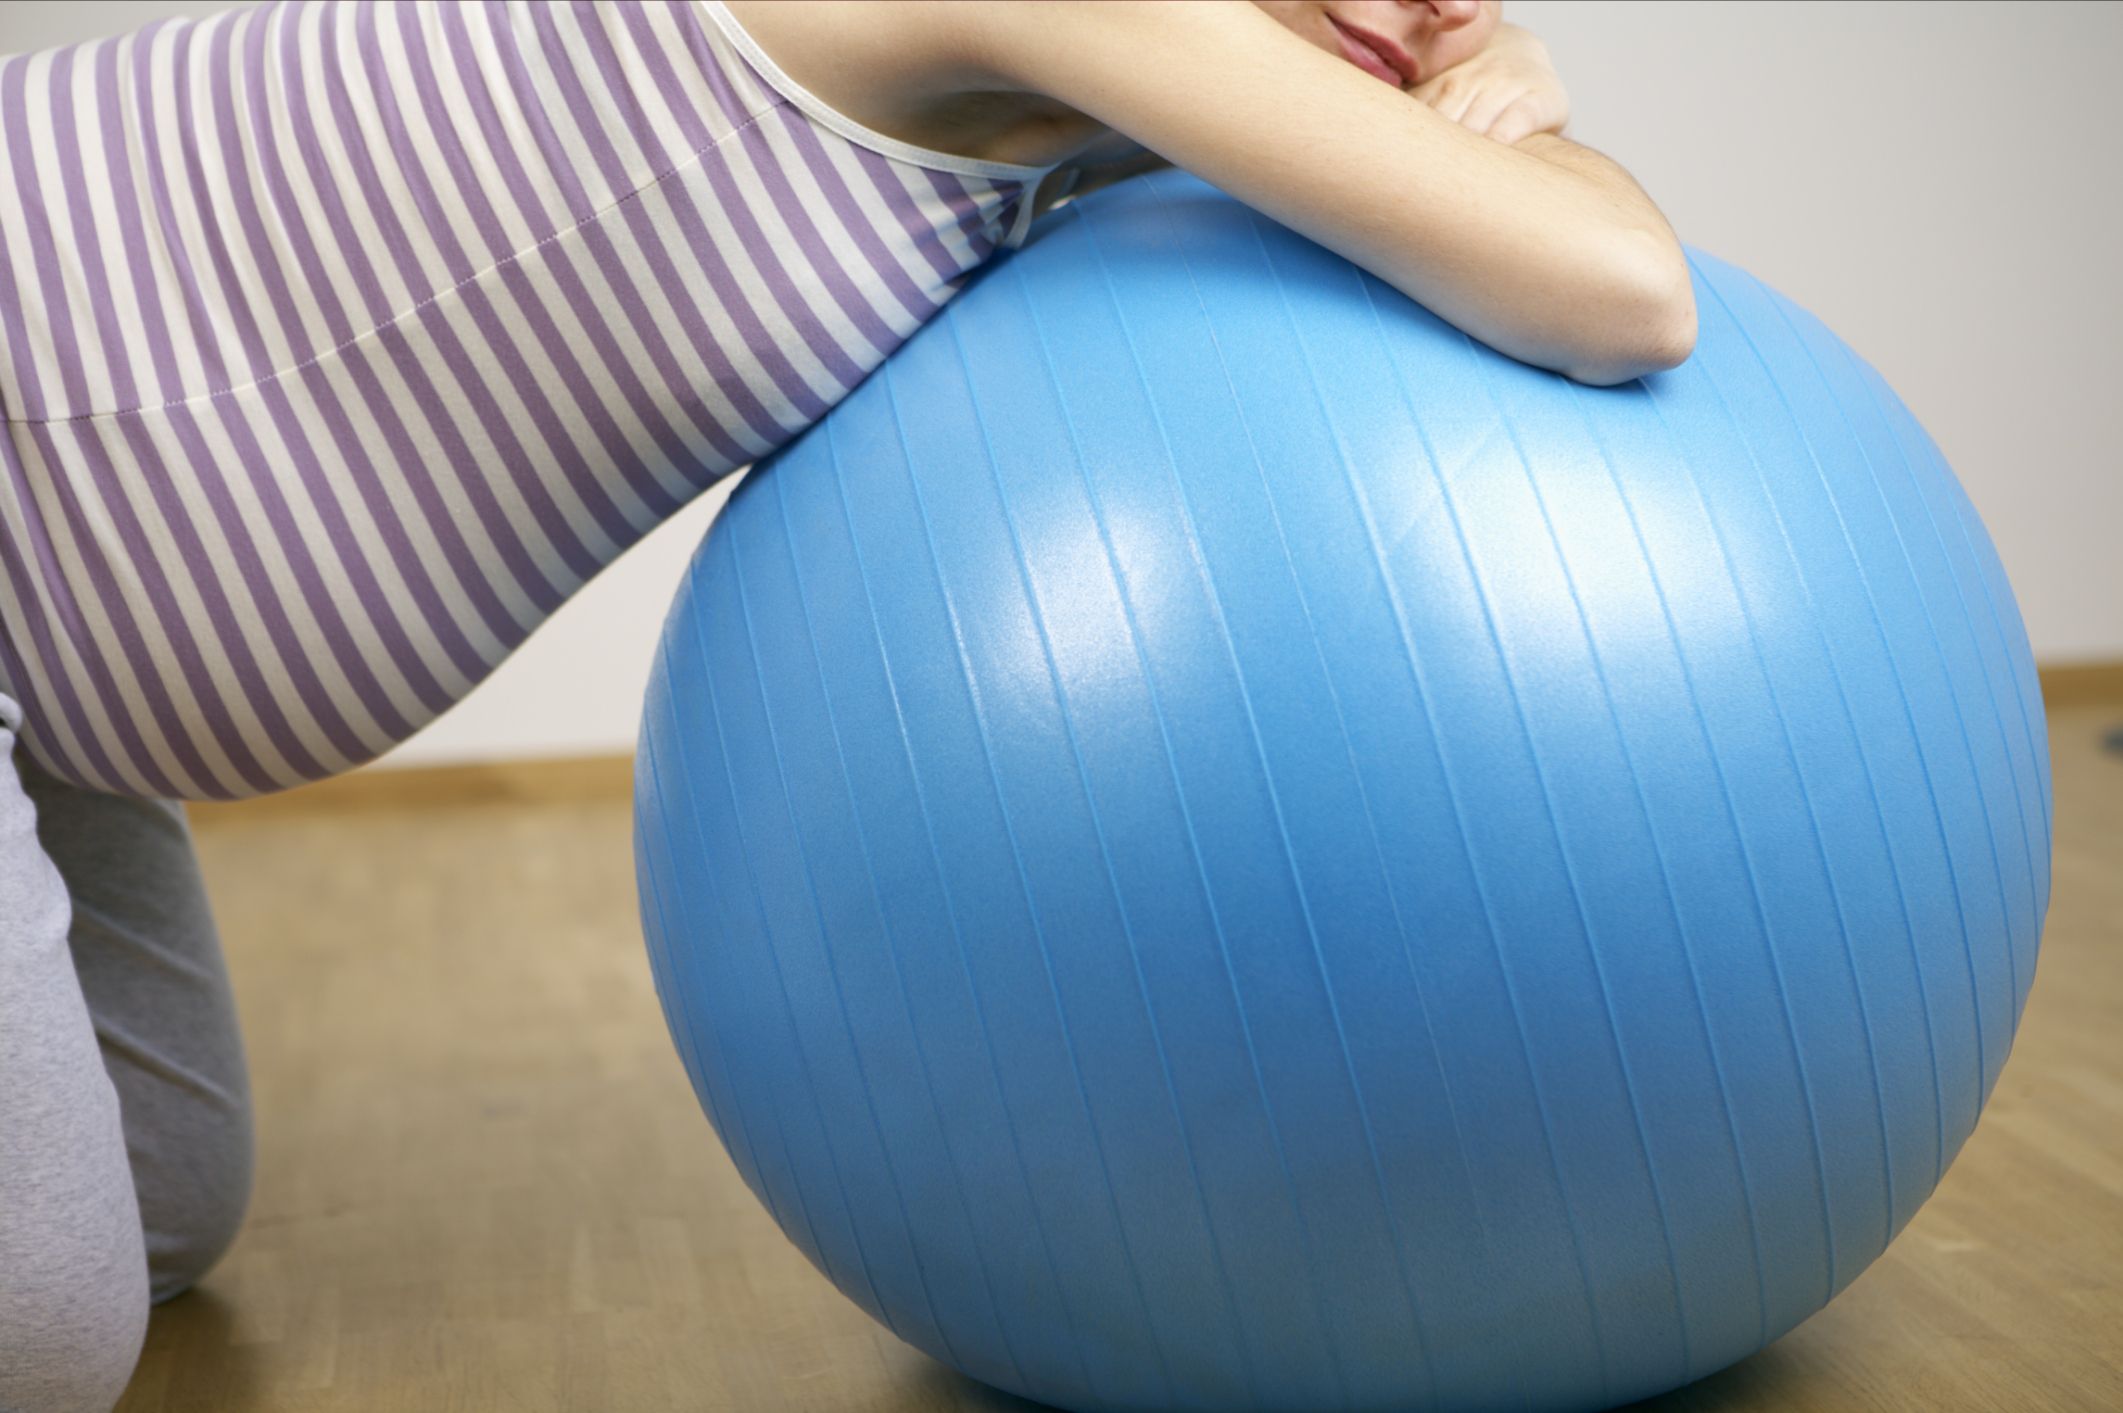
[0,3,1692,1408]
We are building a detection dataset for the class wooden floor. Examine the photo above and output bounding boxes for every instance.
[121,708,2123,1412]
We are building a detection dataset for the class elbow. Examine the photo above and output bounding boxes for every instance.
[1638,261,1700,372]
[1561,236,1698,387]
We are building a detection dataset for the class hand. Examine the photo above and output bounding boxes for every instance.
[1409,22,1569,148]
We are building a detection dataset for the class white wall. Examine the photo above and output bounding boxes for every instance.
[1513,0,2123,668]
[6,1,2118,770]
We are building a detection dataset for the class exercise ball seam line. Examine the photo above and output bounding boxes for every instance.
[1930,448,2053,848]
[1604,369,1859,1349]
[1150,171,1449,1412]
[1350,277,1613,1400]
[1756,286,1997,1123]
[1836,343,2039,1045]
[1726,274,1977,1185]
[640,671,777,1216]
[1917,412,2052,998]
[1054,178,1452,1409]
[1566,370,1780,1354]
[802,413,1041,1390]
[1942,467,2053,919]
[873,353,1108,1409]
[1014,241,1274,1411]
[1679,260,1906,1292]
[1886,380,2051,990]
[1768,285,1989,1190]
[815,392,1078,1383]
[638,672,794,1237]
[1314,271,1553,1413]
[694,525,910,1338]
[1195,197,1459,1411]
[932,309,1190,1409]
[1450,325,1697,1395]
[638,735,736,1152]
[1815,315,2027,1077]
[733,480,978,1375]
[1542,357,1832,1384]
[1339,289,1619,1401]
[1240,219,1536,1411]
[665,598,866,1321]
[1268,208,1621,1413]
[1100,194,1362,1403]
[662,628,845,1283]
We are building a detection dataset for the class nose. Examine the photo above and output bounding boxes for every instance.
[1399,0,1485,31]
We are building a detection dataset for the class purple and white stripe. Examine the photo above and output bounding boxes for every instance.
[0,0,1059,799]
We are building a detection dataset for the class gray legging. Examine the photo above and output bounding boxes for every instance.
[0,691,253,1413]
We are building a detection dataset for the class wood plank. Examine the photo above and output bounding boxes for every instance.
[2039,659,2123,710]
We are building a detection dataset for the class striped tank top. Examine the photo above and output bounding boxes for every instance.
[0,0,1073,800]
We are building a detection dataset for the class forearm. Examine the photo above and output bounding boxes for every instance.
[1374,18,1694,383]
[1056,123,1689,384]
[1323,114,1691,385]
[973,1,1692,385]
[1050,133,1685,366]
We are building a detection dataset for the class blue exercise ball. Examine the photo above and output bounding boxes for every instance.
[633,170,2048,1413]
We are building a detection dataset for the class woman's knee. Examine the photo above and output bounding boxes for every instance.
[0,1071,151,1412]
[141,1103,254,1304]
[1,702,153,1411]
[0,1155,151,1413]
[16,764,257,1304]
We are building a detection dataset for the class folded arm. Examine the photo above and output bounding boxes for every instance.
[971,1,1693,386]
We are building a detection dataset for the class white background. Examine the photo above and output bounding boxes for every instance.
[6,0,2117,768]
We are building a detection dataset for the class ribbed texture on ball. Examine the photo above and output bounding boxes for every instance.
[634,170,2048,1413]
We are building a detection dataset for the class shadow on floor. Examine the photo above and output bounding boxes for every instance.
[901,1335,1815,1412]
[900,1359,1067,1411]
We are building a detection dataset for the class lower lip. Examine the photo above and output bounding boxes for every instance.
[1329,17,1401,85]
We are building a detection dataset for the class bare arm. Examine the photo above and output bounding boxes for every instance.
[966,1,1692,386]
